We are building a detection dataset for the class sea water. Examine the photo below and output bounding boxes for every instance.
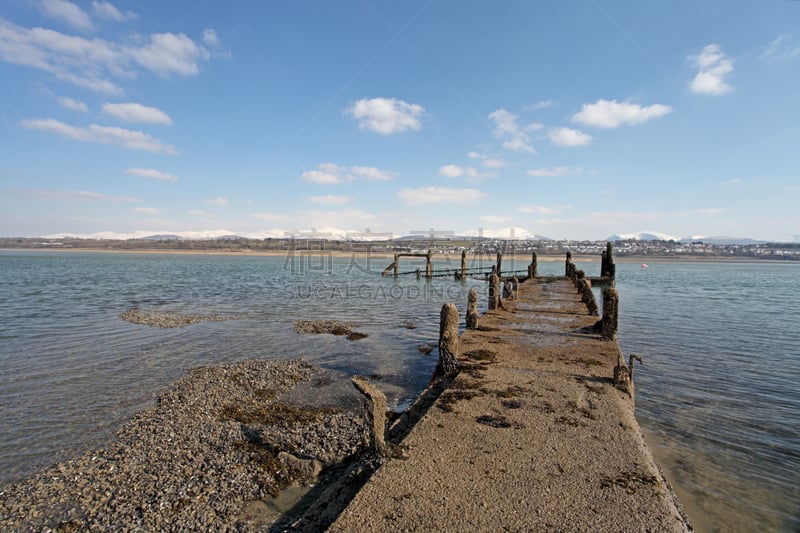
[614,261,800,533]
[0,251,797,531]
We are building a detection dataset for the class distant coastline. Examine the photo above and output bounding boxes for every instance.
[1,235,798,263]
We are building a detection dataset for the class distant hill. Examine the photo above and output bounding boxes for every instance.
[679,236,768,245]
[137,234,184,241]
[608,232,771,245]
[607,231,679,242]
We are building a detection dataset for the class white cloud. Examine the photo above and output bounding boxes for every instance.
[720,178,742,186]
[92,1,137,22]
[502,137,536,153]
[572,99,672,128]
[126,167,179,182]
[398,186,486,206]
[548,127,592,147]
[202,29,220,48]
[345,97,424,134]
[482,158,506,169]
[438,164,494,181]
[57,96,87,112]
[523,99,556,111]
[18,188,139,203]
[205,196,228,206]
[351,165,394,181]
[308,195,353,205]
[527,167,572,177]
[518,204,559,215]
[103,102,173,125]
[467,151,481,159]
[21,118,176,154]
[488,108,519,137]
[438,164,465,178]
[130,33,211,77]
[760,34,800,61]
[301,163,394,184]
[480,215,512,223]
[0,19,213,94]
[689,44,734,95]
[39,0,92,31]
[131,207,161,215]
[489,108,538,153]
[300,163,353,185]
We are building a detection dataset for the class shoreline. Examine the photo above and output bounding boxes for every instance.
[0,359,368,530]
[1,246,792,265]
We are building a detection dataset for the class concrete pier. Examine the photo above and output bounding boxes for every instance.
[330,278,689,532]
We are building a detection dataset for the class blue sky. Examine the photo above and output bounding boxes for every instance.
[1,1,799,241]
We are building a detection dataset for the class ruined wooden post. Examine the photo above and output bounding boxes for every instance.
[613,354,632,397]
[461,250,467,279]
[394,254,399,277]
[565,251,572,277]
[351,376,387,455]
[614,354,642,398]
[466,288,479,330]
[575,269,585,289]
[579,277,599,316]
[431,303,459,384]
[529,252,537,278]
[601,251,608,278]
[602,287,618,340]
[425,250,433,279]
[488,272,500,310]
[603,242,616,282]
[496,252,502,276]
[503,279,512,299]
[415,268,421,280]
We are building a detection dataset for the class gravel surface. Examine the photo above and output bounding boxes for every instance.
[0,359,367,532]
[120,309,232,328]
[293,320,368,341]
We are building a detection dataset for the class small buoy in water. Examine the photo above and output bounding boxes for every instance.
[641,263,648,268]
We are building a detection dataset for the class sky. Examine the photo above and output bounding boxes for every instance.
[1,1,799,242]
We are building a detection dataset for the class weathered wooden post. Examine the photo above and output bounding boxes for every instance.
[579,277,599,316]
[601,251,608,278]
[503,279,512,299]
[530,252,537,278]
[415,268,421,280]
[512,275,519,300]
[606,242,616,282]
[461,250,467,279]
[489,272,500,310]
[602,287,618,340]
[351,376,387,455]
[565,251,572,277]
[496,252,502,276]
[466,288,479,329]
[394,254,399,277]
[431,302,459,384]
[425,250,433,279]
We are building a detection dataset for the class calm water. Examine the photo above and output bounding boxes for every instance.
[1,251,798,532]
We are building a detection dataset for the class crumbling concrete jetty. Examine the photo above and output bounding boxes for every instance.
[330,272,690,531]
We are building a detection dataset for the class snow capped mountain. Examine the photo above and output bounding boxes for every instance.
[607,231,680,242]
[459,227,551,240]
